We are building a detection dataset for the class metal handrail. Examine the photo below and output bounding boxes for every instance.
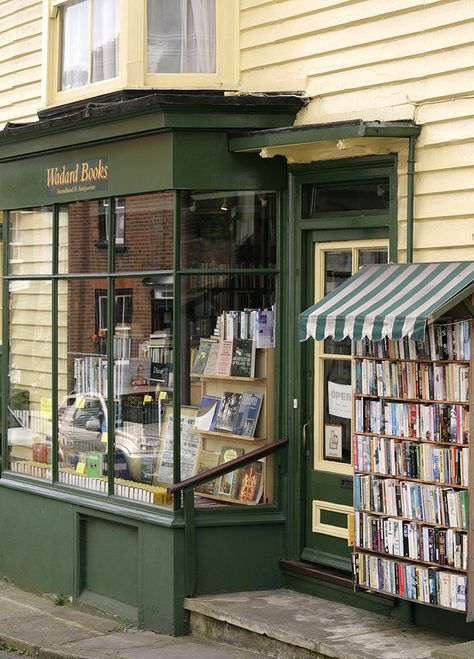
[167,437,288,495]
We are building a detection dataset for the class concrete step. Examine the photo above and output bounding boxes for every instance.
[184,589,468,659]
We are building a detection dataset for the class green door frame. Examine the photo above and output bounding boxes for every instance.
[283,155,398,563]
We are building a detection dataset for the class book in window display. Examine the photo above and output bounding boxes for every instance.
[233,392,263,437]
[215,392,242,434]
[352,320,472,615]
[194,395,221,432]
[230,338,256,378]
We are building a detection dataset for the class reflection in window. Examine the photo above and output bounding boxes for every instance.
[9,208,53,276]
[60,0,119,91]
[181,191,277,269]
[8,281,53,479]
[98,198,125,245]
[147,0,216,73]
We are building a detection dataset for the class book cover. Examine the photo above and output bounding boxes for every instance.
[215,446,244,498]
[215,392,242,433]
[86,451,104,478]
[215,339,233,377]
[203,341,220,376]
[191,339,214,375]
[237,461,264,504]
[195,449,220,495]
[233,392,264,437]
[230,339,256,378]
[256,309,274,348]
[194,395,221,431]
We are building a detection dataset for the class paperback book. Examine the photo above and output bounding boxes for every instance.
[230,339,256,378]
[194,395,221,431]
[215,392,242,433]
[233,392,264,437]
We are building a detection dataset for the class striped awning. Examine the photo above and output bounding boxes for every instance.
[299,261,474,342]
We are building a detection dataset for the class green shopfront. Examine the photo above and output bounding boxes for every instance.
[0,93,304,634]
[1,94,472,639]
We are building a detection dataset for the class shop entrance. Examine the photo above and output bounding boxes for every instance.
[295,163,394,572]
[301,240,388,571]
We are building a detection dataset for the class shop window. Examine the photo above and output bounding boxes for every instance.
[45,0,238,106]
[97,198,125,247]
[59,0,120,91]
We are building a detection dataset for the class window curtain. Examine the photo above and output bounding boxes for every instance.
[61,0,89,90]
[91,0,120,83]
[147,0,216,73]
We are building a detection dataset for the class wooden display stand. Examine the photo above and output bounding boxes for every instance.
[193,347,275,505]
[352,319,472,614]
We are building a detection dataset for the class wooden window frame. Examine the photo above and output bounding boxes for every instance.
[43,0,239,108]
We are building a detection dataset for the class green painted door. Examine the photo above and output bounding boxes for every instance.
[294,165,395,572]
[301,239,388,571]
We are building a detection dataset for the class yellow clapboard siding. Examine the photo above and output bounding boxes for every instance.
[416,142,474,172]
[415,97,474,125]
[0,0,41,19]
[242,20,474,86]
[416,117,474,148]
[242,0,374,29]
[0,3,41,32]
[241,0,452,50]
[415,167,474,195]
[398,217,474,249]
[305,44,474,97]
[241,1,473,67]
[0,67,41,94]
[414,190,474,220]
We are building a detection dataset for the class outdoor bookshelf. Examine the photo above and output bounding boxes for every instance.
[352,319,472,614]
[192,347,275,505]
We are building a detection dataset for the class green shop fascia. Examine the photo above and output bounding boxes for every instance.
[0,92,305,634]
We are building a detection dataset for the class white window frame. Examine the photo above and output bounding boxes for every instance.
[43,0,239,108]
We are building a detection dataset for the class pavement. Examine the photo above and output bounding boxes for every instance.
[0,580,266,659]
[0,580,473,659]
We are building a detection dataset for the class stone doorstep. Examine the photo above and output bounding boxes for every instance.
[184,590,470,659]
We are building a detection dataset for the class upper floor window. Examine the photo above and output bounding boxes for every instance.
[45,0,238,107]
[60,0,120,91]
[147,0,216,74]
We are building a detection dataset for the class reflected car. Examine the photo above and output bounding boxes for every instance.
[58,393,161,481]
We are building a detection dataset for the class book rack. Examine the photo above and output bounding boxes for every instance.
[352,319,472,614]
[193,347,275,505]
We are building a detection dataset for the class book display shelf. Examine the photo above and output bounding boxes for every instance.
[352,320,473,614]
[191,346,275,505]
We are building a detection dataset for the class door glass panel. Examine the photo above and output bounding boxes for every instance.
[358,249,388,267]
[323,250,352,355]
[322,359,352,465]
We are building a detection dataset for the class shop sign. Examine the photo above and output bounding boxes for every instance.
[46,157,109,196]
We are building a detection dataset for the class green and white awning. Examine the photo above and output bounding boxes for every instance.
[299,262,474,342]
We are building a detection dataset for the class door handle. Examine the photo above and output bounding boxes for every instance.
[302,419,311,456]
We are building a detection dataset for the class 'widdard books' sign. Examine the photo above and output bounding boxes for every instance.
[46,157,109,196]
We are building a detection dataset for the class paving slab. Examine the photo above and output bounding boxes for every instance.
[185,589,468,659]
[433,641,474,659]
[0,581,268,659]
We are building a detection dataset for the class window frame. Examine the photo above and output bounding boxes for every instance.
[44,0,239,108]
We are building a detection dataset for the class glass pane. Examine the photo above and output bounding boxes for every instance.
[115,192,175,273]
[147,0,216,73]
[162,274,276,506]
[323,250,352,355]
[91,0,119,83]
[111,277,173,507]
[60,0,89,90]
[9,208,53,275]
[9,281,52,479]
[322,359,352,464]
[306,181,389,214]
[181,191,277,269]
[59,200,110,274]
[358,248,388,267]
[58,278,109,490]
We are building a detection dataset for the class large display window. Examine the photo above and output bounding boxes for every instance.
[5,189,279,510]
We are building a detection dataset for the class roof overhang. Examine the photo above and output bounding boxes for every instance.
[229,119,421,153]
